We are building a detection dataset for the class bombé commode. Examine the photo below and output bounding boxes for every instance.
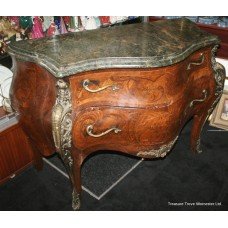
[7,18,226,209]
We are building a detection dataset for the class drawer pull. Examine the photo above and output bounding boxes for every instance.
[82,79,119,93]
[86,125,121,138]
[189,89,208,108]
[187,54,205,70]
[184,89,208,115]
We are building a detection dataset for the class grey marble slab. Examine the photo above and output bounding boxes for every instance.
[7,18,219,78]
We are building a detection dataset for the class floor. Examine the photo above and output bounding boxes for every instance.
[0,120,227,211]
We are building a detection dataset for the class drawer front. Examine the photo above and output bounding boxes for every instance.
[69,66,188,111]
[183,47,216,116]
[72,106,182,154]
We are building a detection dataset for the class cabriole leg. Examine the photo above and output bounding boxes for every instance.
[72,189,80,210]
[190,114,208,153]
[60,151,81,210]
[52,79,81,210]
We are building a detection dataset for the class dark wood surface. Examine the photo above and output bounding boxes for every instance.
[196,24,228,59]
[0,109,34,184]
[0,107,7,117]
[10,60,57,157]
[149,17,228,59]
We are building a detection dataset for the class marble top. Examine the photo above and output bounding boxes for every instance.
[7,18,219,78]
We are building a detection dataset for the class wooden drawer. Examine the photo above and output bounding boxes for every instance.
[69,65,191,109]
[72,106,183,155]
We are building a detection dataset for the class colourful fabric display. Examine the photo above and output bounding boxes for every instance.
[0,16,138,55]
[60,17,68,34]
[31,16,44,39]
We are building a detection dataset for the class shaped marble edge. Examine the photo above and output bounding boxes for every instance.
[7,18,220,78]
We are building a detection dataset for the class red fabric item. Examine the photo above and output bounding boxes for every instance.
[99,16,110,25]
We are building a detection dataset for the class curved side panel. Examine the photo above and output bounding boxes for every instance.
[9,58,56,156]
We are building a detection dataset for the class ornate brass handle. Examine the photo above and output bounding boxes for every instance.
[82,79,119,93]
[187,54,205,70]
[189,89,208,108]
[86,124,121,138]
[184,89,208,115]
